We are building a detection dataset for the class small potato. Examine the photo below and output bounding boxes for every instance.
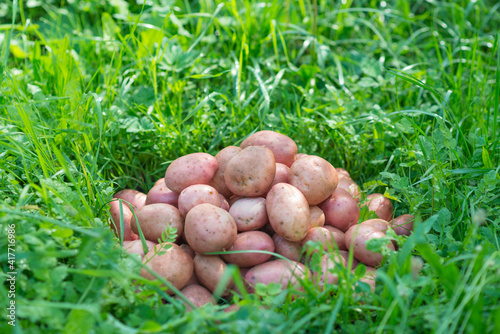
[114,189,147,210]
[194,254,234,295]
[109,200,138,241]
[240,130,298,167]
[221,231,274,267]
[335,168,351,179]
[266,163,290,192]
[219,194,230,211]
[337,250,360,269]
[178,184,222,217]
[272,234,302,262]
[131,204,184,243]
[177,284,216,310]
[165,153,218,193]
[392,214,415,236]
[337,177,361,201]
[289,156,338,205]
[123,240,156,258]
[141,243,194,294]
[309,206,325,228]
[361,219,390,232]
[146,182,179,207]
[345,224,395,267]
[184,203,237,254]
[301,226,346,251]
[229,197,268,232]
[321,188,360,232]
[179,244,196,258]
[209,146,242,198]
[315,253,347,286]
[266,183,311,242]
[245,259,306,293]
[224,146,276,197]
[364,193,394,221]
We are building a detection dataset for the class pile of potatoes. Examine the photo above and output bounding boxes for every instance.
[109,130,414,309]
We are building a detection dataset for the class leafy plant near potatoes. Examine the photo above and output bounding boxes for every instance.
[1,0,500,333]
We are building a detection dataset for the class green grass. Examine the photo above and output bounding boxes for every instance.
[1,0,500,332]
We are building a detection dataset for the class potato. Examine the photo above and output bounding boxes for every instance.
[113,189,147,210]
[141,243,194,294]
[221,231,274,267]
[146,182,179,207]
[266,183,311,242]
[178,184,222,217]
[295,153,309,160]
[194,254,234,295]
[301,226,346,251]
[272,234,302,261]
[364,193,394,221]
[357,266,377,292]
[309,206,325,228]
[289,156,338,205]
[122,240,156,258]
[315,253,347,286]
[267,163,290,192]
[335,168,351,179]
[392,214,414,236]
[361,219,389,232]
[344,224,395,267]
[177,284,216,310]
[165,153,218,193]
[131,203,184,242]
[179,244,196,258]
[338,250,360,269]
[209,146,242,198]
[245,259,305,293]
[337,177,361,201]
[240,130,298,167]
[220,194,230,211]
[228,195,242,206]
[321,188,360,232]
[184,203,237,254]
[109,200,138,241]
[154,177,166,186]
[224,146,276,197]
[229,197,268,232]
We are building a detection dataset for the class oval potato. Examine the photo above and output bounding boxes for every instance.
[165,153,218,193]
[209,146,242,198]
[229,197,268,232]
[272,234,302,262]
[194,254,234,295]
[240,130,298,167]
[177,284,216,310]
[309,206,325,228]
[109,200,138,241]
[244,259,305,293]
[221,231,274,267]
[113,189,147,210]
[344,224,395,267]
[321,188,360,232]
[392,214,414,236]
[146,182,179,206]
[178,184,222,217]
[364,193,394,222]
[131,203,184,242]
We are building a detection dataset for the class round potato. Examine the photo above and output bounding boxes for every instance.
[141,243,194,294]
[364,193,394,221]
[113,189,147,210]
[209,146,242,198]
[272,234,302,261]
[245,259,305,293]
[165,153,218,193]
[194,254,234,295]
[131,203,184,242]
[178,184,222,217]
[301,226,346,251]
[221,231,274,267]
[321,188,360,232]
[289,156,338,205]
[122,240,156,258]
[392,214,415,236]
[266,183,311,242]
[361,219,390,232]
[224,146,276,197]
[146,182,179,207]
[240,130,298,167]
[177,284,216,310]
[309,206,325,228]
[229,197,268,232]
[344,224,395,267]
[109,200,138,241]
[184,203,237,254]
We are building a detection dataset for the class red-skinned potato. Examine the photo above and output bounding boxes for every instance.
[315,253,347,287]
[229,197,268,232]
[131,203,184,243]
[301,226,346,251]
[240,130,298,167]
[392,214,415,236]
[113,189,147,210]
[265,163,290,194]
[122,240,156,258]
[361,219,390,232]
[109,200,138,241]
[224,146,276,197]
[146,182,179,207]
[272,234,302,262]
[244,259,305,293]
[209,146,242,198]
[337,177,361,201]
[165,153,218,193]
[309,206,325,228]
[219,194,230,211]
[338,250,360,269]
[364,193,394,221]
[184,203,237,254]
[344,224,395,267]
[221,231,274,267]
[289,156,339,205]
[194,254,234,295]
[177,184,222,217]
[295,153,309,160]
[177,284,216,310]
[179,244,196,258]
[266,183,311,242]
[321,188,360,232]
[335,168,351,179]
[141,243,194,294]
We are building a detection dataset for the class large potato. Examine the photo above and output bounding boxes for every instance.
[240,130,298,167]
[344,224,395,267]
[392,214,414,236]
[209,146,242,198]
[272,234,302,261]
[244,259,305,293]
[194,254,234,295]
[289,156,338,205]
[321,188,360,232]
[224,146,276,197]
[165,153,218,193]
[113,189,147,210]
[131,203,184,242]
[109,200,138,241]
[177,284,216,310]
[123,240,156,258]
[184,203,237,254]
[266,183,311,242]
[364,193,394,221]
[178,184,222,217]
[221,231,274,267]
[229,197,268,232]
[146,182,179,206]
[141,243,194,294]
[301,226,346,251]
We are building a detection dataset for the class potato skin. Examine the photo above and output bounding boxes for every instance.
[141,243,194,294]
[266,183,311,242]
[244,259,305,293]
[344,224,395,267]
[209,146,242,198]
[194,254,234,295]
[272,234,302,261]
[392,214,414,236]
[309,206,325,228]
[224,146,276,197]
[184,203,237,254]
[114,189,147,210]
[240,130,298,167]
[177,284,216,310]
[289,156,339,205]
[221,231,275,267]
[321,188,360,232]
[109,200,138,241]
[301,226,346,251]
[131,203,184,243]
[123,240,156,258]
[364,193,394,222]
[316,253,347,286]
[229,197,268,232]
[146,182,179,206]
[165,153,218,193]
[361,219,390,232]
[337,177,361,201]
[178,184,222,217]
